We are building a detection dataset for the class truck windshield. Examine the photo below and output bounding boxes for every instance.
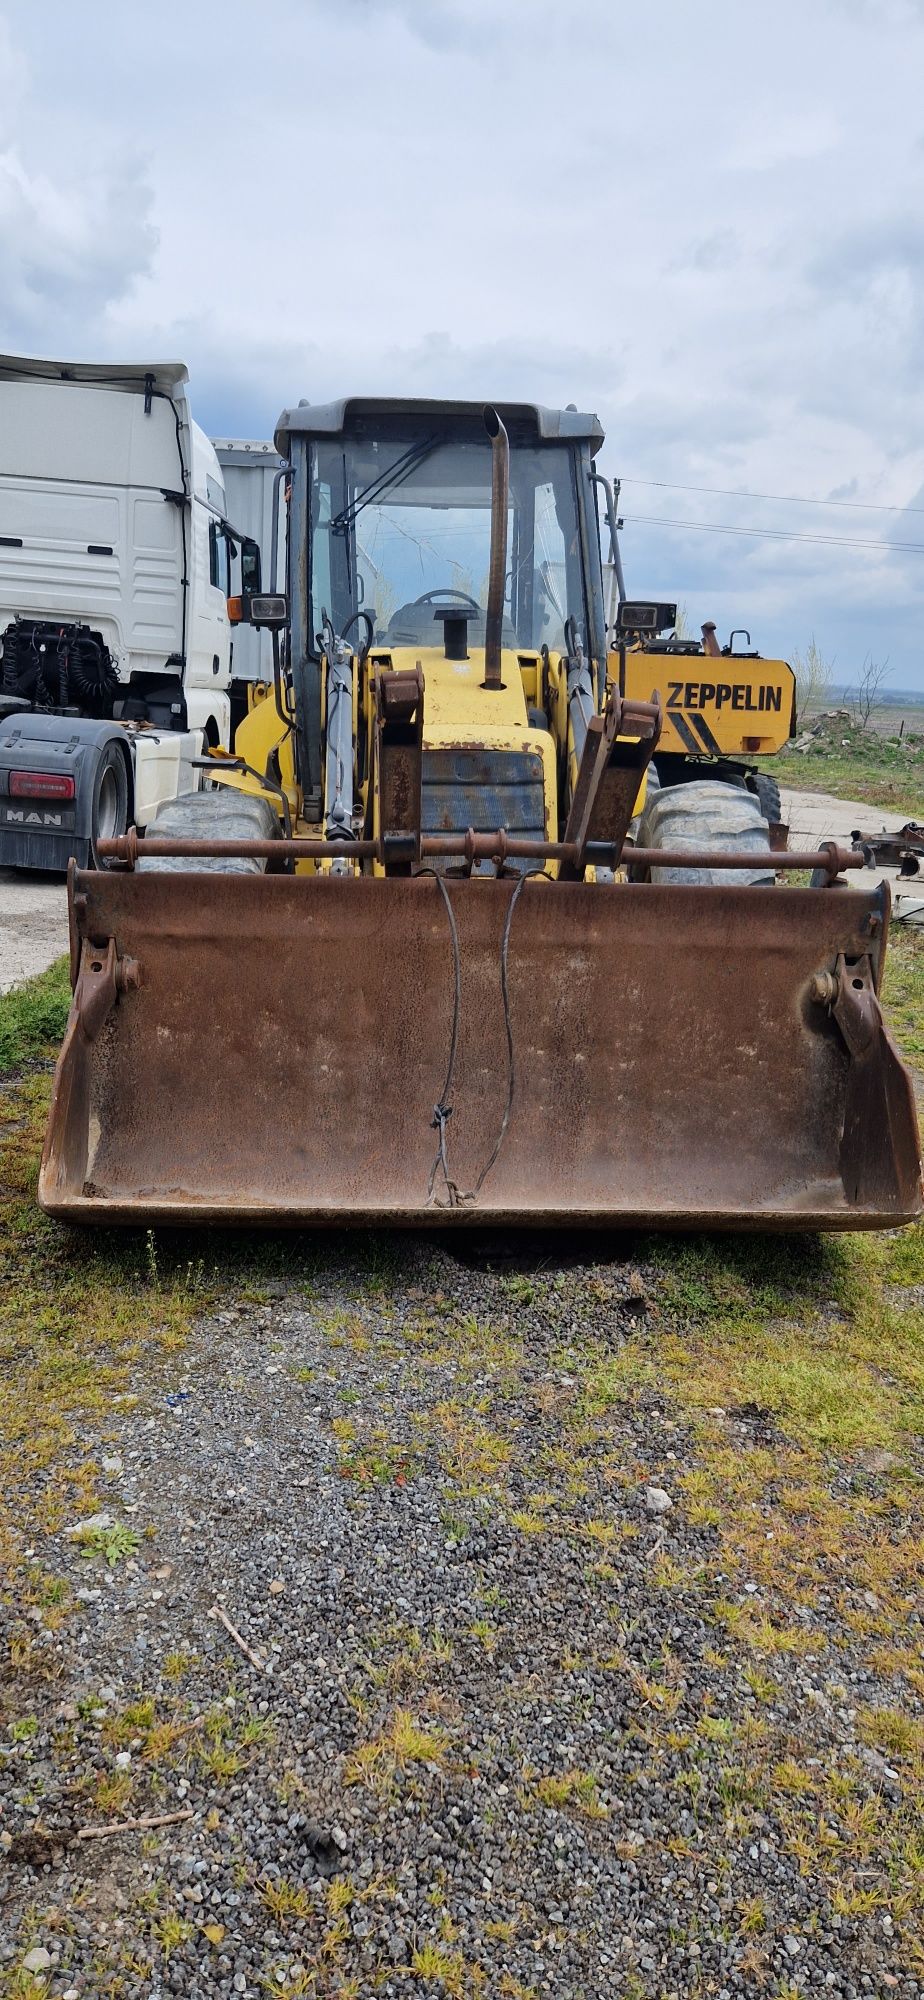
[308,434,587,656]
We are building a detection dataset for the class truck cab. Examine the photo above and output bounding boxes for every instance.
[0,354,248,868]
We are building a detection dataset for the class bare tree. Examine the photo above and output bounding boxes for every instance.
[790,635,833,721]
[852,655,891,730]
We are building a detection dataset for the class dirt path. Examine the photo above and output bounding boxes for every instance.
[0,868,69,993]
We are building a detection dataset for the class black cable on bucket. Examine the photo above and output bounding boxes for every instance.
[425,870,464,1208]
[424,867,544,1209]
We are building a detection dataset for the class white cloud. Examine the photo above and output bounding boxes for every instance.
[0,146,157,342]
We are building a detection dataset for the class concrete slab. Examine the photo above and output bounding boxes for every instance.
[0,869,69,994]
[780,786,910,843]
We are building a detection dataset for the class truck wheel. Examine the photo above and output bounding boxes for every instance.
[90,743,129,868]
[638,778,777,885]
[751,772,782,825]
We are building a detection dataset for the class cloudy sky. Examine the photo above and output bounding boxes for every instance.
[3,0,924,689]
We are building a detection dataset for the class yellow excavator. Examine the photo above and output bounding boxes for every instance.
[39,397,922,1228]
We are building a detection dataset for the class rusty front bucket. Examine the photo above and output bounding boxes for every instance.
[40,868,922,1229]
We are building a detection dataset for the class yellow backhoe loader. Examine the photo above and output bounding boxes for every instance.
[39,398,922,1228]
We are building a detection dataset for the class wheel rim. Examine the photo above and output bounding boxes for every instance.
[96,766,121,842]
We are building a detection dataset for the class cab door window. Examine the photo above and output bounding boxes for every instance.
[209,521,230,595]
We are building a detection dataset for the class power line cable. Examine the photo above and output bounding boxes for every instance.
[621,476,924,516]
[623,512,924,556]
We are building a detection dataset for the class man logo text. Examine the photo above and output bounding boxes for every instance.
[4,808,64,827]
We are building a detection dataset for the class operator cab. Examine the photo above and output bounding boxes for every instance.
[274,397,608,675]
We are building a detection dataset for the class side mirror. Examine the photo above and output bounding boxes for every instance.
[241,537,262,602]
[248,592,289,629]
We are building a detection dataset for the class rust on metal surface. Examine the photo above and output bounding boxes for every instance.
[560,690,662,880]
[98,828,867,875]
[72,937,141,1044]
[850,821,923,878]
[374,664,425,873]
[39,869,922,1230]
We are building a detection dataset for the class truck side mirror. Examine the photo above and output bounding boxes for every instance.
[241,537,262,602]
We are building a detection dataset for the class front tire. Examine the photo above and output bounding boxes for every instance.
[136,787,281,874]
[638,778,777,885]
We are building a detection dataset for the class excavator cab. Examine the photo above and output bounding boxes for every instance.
[38,398,922,1229]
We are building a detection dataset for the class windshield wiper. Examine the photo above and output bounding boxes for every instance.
[331,434,441,537]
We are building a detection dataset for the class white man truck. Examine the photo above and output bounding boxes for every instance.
[0,354,262,870]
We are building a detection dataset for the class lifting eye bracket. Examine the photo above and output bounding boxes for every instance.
[558,689,663,881]
[374,664,425,874]
[74,937,141,1044]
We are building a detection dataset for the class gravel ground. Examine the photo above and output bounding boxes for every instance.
[1,1238,921,1998]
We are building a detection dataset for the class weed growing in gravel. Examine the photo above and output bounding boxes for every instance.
[333,1415,416,1487]
[741,1664,780,1703]
[260,1877,315,1926]
[859,1706,924,1764]
[408,1942,471,1993]
[73,1519,140,1567]
[162,1648,196,1680]
[8,1715,37,1743]
[92,1769,133,1815]
[345,1707,447,1792]
[526,1767,608,1819]
[434,1401,512,1493]
[102,1693,155,1742]
[509,1506,547,1535]
[0,1975,52,2000]
[152,1912,194,1957]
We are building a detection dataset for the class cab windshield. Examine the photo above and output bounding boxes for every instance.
[308,432,588,656]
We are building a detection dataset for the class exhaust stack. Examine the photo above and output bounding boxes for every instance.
[483,406,509,687]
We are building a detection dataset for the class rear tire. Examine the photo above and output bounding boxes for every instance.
[90,743,130,868]
[752,772,782,826]
[136,788,281,874]
[638,778,777,886]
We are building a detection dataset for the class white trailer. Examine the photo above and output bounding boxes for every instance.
[0,355,259,870]
[212,439,286,688]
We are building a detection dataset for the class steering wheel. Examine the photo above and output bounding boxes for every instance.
[405,589,481,612]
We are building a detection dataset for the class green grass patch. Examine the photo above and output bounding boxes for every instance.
[883,928,924,1075]
[766,714,924,816]
[628,1227,924,1453]
[0,956,71,1076]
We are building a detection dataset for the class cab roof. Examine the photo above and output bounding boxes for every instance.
[0,353,188,398]
[274,397,605,457]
